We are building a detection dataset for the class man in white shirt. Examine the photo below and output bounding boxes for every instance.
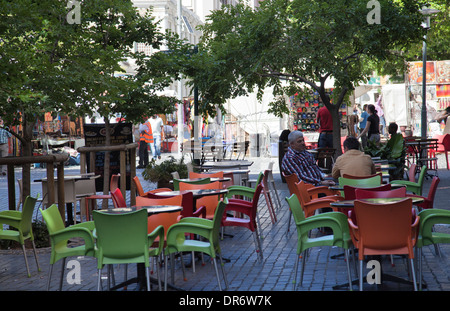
[149,115,164,159]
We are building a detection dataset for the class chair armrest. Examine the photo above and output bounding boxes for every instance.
[0,214,21,228]
[193,205,207,218]
[307,187,339,198]
[166,221,214,250]
[347,218,360,247]
[225,202,252,218]
[148,225,164,255]
[390,180,419,187]
[50,227,95,253]
[303,199,339,217]
[71,221,95,232]
[298,213,348,245]
[0,210,22,219]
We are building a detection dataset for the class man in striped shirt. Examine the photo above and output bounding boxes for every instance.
[281,131,335,186]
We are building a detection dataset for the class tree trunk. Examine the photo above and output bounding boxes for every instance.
[21,117,34,200]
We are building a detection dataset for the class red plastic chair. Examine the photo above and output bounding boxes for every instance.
[179,181,222,220]
[355,187,406,199]
[433,134,450,169]
[222,184,264,260]
[407,163,417,182]
[343,184,392,200]
[111,187,127,208]
[406,176,440,211]
[348,198,419,291]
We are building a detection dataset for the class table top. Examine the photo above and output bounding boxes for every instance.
[156,189,229,198]
[330,197,424,208]
[34,174,100,182]
[98,205,183,215]
[200,160,253,168]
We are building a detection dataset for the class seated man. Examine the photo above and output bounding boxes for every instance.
[281,130,334,186]
[331,136,376,179]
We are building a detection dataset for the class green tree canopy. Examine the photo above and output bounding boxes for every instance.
[189,0,427,153]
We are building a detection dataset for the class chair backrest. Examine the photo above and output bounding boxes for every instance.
[283,172,299,196]
[285,194,306,224]
[293,181,314,205]
[18,196,37,237]
[40,204,66,236]
[443,134,450,150]
[342,172,382,180]
[408,163,417,182]
[426,176,440,202]
[148,188,172,193]
[354,198,415,257]
[343,184,392,200]
[189,171,224,179]
[111,188,127,208]
[135,195,182,237]
[417,165,427,187]
[179,181,221,219]
[17,178,23,210]
[133,176,145,197]
[173,177,211,191]
[93,209,149,265]
[355,187,406,199]
[171,171,180,180]
[110,174,120,193]
[338,175,382,188]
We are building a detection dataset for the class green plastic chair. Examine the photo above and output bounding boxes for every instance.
[416,209,450,290]
[285,194,354,291]
[172,177,211,191]
[338,175,382,197]
[164,200,229,291]
[40,204,96,290]
[390,165,427,196]
[0,196,40,277]
[93,209,164,291]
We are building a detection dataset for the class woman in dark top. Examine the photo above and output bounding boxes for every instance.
[357,104,380,145]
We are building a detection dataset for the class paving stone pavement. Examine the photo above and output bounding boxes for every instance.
[1,153,450,296]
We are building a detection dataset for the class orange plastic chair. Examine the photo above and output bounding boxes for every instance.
[293,181,341,218]
[135,195,183,241]
[348,198,419,291]
[179,181,222,220]
[406,176,440,211]
[282,172,299,196]
[222,184,264,260]
[133,176,151,197]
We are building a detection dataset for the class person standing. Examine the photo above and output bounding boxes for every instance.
[436,106,450,135]
[0,119,12,175]
[316,105,333,148]
[281,130,334,186]
[149,115,164,160]
[357,104,380,145]
[138,119,153,168]
[358,104,369,148]
[331,136,376,179]
[373,95,386,136]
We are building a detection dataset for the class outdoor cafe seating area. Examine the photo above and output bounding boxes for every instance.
[2,135,450,291]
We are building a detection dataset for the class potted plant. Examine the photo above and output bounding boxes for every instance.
[364,133,406,180]
[142,156,188,189]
